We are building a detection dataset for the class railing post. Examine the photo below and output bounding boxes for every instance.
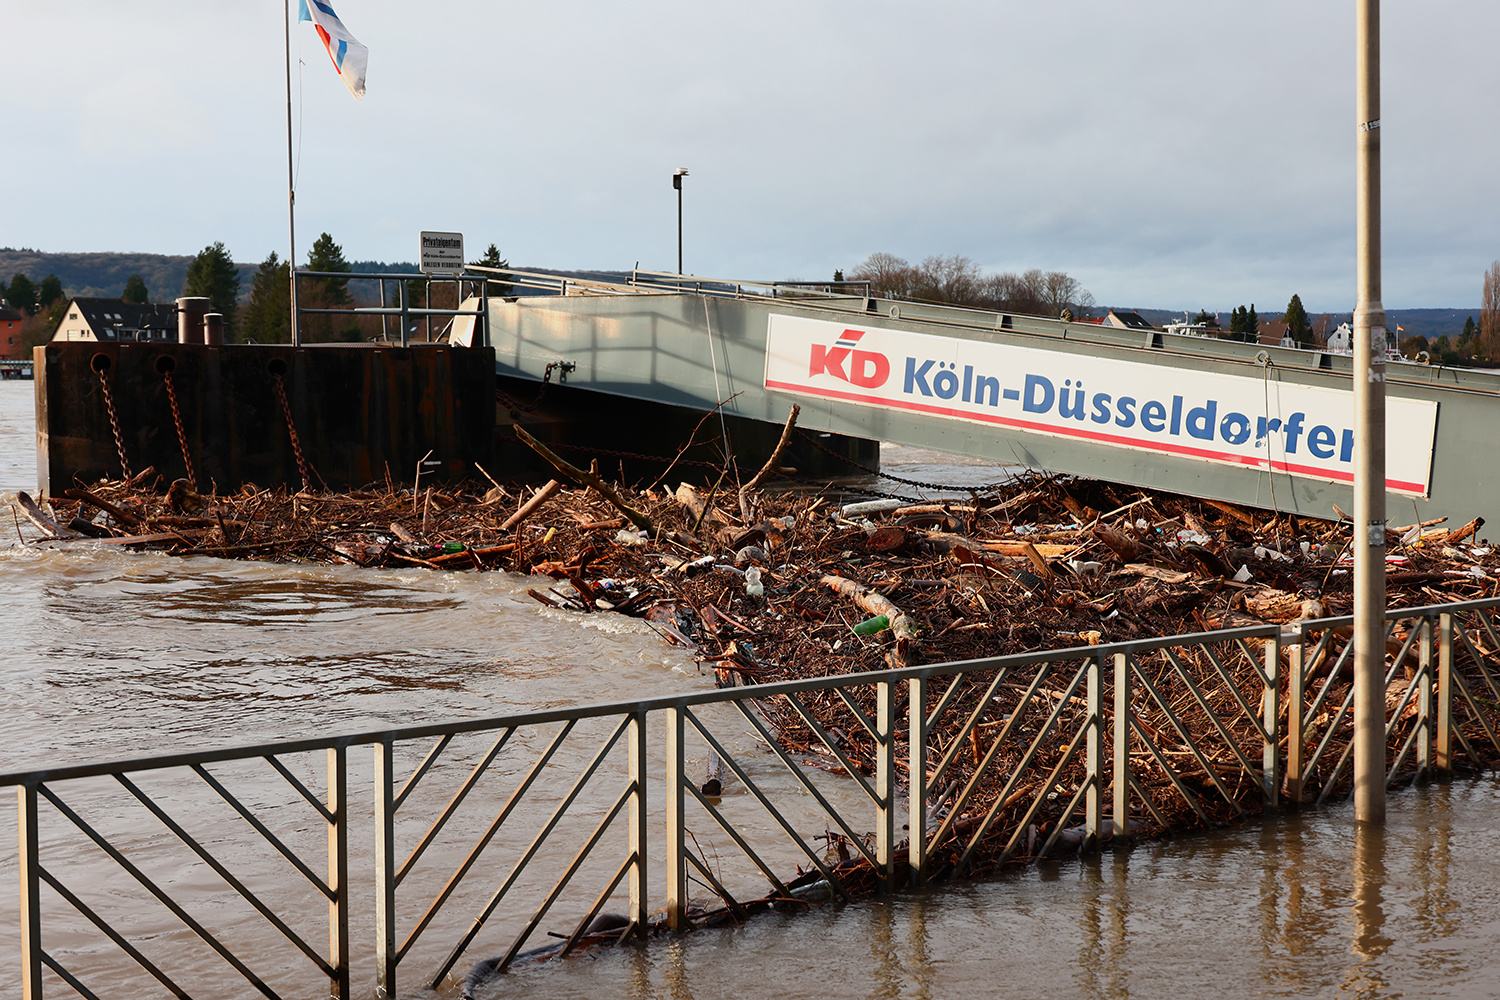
[875,678,897,892]
[1112,652,1130,842]
[665,706,687,931]
[628,709,649,938]
[327,747,351,1000]
[1417,615,1434,780]
[1262,631,1280,811]
[1436,612,1454,776]
[1286,624,1306,806]
[18,785,41,1000]
[907,675,928,886]
[1086,653,1103,846]
[374,740,396,998]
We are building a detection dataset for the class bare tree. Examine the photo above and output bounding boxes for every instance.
[849,252,915,299]
[909,254,982,305]
[1482,260,1500,361]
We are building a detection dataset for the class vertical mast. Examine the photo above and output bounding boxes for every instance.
[285,0,301,347]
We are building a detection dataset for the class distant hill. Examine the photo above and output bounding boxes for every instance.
[0,251,422,306]
[1100,306,1477,343]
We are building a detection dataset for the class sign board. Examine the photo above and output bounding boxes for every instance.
[764,313,1439,496]
[419,231,465,274]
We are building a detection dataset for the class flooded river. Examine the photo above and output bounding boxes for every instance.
[2,378,1499,998]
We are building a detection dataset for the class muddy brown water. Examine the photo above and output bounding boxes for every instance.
[2,379,1499,999]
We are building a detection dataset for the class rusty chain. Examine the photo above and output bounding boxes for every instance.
[96,367,132,481]
[161,370,196,487]
[272,372,313,492]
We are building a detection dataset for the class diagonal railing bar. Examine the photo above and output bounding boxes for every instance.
[982,715,1091,871]
[686,782,793,899]
[680,710,852,901]
[558,855,636,959]
[774,691,881,807]
[492,785,633,974]
[38,866,194,1000]
[1199,641,1273,740]
[1126,774,1171,830]
[1037,772,1094,857]
[685,851,745,920]
[927,660,1069,851]
[1159,646,1265,772]
[396,727,518,887]
[190,764,333,899]
[1387,695,1427,782]
[925,672,974,738]
[261,755,333,822]
[943,662,1089,861]
[1310,683,1360,805]
[40,952,106,1000]
[1383,672,1423,741]
[1130,657,1246,813]
[1454,623,1500,703]
[400,717,607,965]
[831,686,878,741]
[394,734,454,812]
[1317,652,1409,804]
[1128,710,1209,825]
[1231,637,1273,687]
[1300,629,1344,723]
[1450,669,1500,757]
[421,717,632,986]
[929,664,1022,789]
[709,704,879,868]
[1468,610,1500,695]
[35,785,283,1000]
[113,774,330,974]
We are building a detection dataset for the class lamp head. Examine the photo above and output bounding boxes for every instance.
[672,167,688,190]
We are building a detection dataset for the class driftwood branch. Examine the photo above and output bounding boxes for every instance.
[501,479,562,531]
[820,573,919,667]
[739,404,800,523]
[513,425,655,535]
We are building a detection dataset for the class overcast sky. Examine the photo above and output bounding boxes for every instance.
[3,1,1496,312]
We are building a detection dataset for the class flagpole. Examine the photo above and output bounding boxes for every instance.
[284,0,301,347]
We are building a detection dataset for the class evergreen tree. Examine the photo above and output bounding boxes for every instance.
[1247,304,1258,341]
[1282,294,1311,347]
[37,274,63,310]
[240,252,290,343]
[469,243,510,297]
[302,233,359,341]
[6,274,36,315]
[121,274,149,304]
[183,242,242,330]
[1228,305,1255,343]
[305,232,352,304]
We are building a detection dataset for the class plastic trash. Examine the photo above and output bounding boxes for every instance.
[851,614,890,635]
[442,542,465,553]
[1233,564,1254,583]
[745,567,764,597]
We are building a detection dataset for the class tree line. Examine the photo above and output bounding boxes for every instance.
[845,253,1095,319]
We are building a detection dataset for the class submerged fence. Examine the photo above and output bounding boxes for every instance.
[6,596,1500,999]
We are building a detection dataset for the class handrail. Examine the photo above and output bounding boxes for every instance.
[5,594,1496,788]
[10,593,1500,999]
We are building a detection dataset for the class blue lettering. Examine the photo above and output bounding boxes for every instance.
[933,368,959,399]
[1115,397,1137,428]
[1308,424,1336,459]
[1141,400,1167,432]
[904,357,934,396]
[1023,374,1055,413]
[1186,400,1217,441]
[1284,412,1306,454]
[1003,387,1020,401]
[1090,392,1113,424]
[1220,412,1251,445]
[962,365,974,402]
[1058,381,1086,420]
[1340,428,1354,463]
[1169,395,1184,435]
[975,375,1001,406]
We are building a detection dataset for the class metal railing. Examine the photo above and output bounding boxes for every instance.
[5,596,1499,998]
[290,270,491,348]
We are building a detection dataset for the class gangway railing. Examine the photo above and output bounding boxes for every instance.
[289,270,491,348]
[6,596,1499,999]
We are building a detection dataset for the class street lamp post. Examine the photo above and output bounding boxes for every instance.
[672,168,688,276]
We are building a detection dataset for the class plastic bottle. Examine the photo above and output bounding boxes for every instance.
[745,566,764,598]
[852,614,890,635]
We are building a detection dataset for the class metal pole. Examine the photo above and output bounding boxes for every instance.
[677,184,683,276]
[875,679,896,892]
[285,0,301,348]
[906,675,928,886]
[18,786,41,1000]
[1353,0,1387,825]
[627,710,649,940]
[1112,652,1130,841]
[327,747,350,999]
[374,740,396,998]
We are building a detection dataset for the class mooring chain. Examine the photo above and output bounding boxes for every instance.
[96,367,133,481]
[161,370,196,488]
[271,372,313,492]
[549,440,722,471]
